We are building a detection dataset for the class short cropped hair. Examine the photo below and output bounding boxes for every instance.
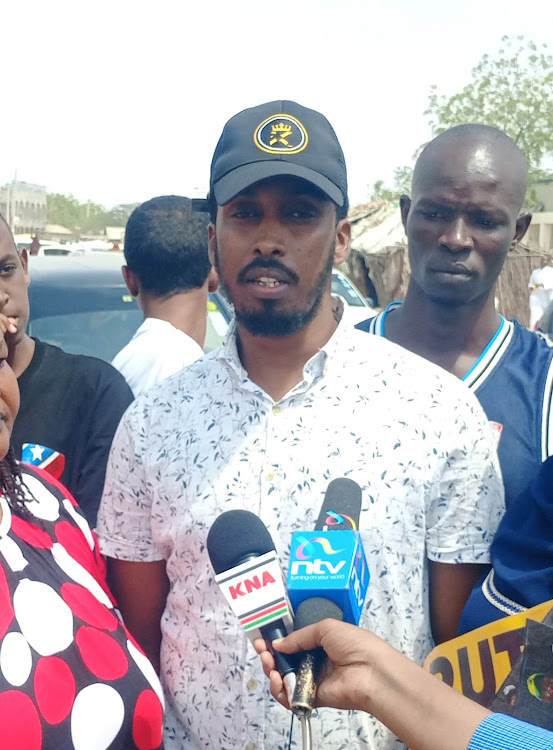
[124,196,211,296]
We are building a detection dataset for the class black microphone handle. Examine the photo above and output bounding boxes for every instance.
[291,647,326,716]
[260,620,297,677]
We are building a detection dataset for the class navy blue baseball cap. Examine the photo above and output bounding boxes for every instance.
[210,100,348,207]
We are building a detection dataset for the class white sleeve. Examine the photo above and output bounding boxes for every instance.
[425,393,505,564]
[96,402,164,563]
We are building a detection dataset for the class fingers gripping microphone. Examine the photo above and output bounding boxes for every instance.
[207,510,297,697]
[288,478,369,717]
[290,597,344,717]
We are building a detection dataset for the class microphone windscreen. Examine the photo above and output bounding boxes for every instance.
[315,477,363,530]
[294,597,344,630]
[207,510,275,574]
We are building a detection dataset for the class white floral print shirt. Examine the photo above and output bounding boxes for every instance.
[97,313,504,750]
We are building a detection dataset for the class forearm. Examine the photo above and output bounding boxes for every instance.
[107,558,169,674]
[363,637,490,750]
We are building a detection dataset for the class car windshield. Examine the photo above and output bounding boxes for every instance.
[28,295,230,362]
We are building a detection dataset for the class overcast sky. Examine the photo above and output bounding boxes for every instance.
[1,0,551,208]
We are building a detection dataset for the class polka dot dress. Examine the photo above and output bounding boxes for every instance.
[0,464,164,750]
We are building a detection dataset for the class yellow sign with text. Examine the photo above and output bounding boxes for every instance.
[424,600,553,707]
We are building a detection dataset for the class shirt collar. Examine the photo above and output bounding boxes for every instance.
[217,296,353,395]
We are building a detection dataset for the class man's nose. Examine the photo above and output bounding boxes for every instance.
[439,218,473,253]
[253,217,285,256]
[0,289,9,309]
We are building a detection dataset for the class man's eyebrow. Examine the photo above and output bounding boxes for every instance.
[0,253,17,264]
[416,198,451,210]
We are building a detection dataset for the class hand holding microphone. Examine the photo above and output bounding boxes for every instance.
[206,509,297,699]
[287,477,369,717]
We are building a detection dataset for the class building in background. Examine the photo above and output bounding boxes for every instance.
[0,181,47,234]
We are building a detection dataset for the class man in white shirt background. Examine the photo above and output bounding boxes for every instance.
[529,255,553,330]
[112,195,218,396]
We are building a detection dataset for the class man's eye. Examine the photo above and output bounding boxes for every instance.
[231,208,257,219]
[420,210,442,220]
[0,265,15,274]
[476,217,499,230]
[287,205,318,219]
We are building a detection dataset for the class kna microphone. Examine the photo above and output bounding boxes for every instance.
[207,509,297,698]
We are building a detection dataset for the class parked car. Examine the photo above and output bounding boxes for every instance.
[331,269,374,324]
[26,254,232,363]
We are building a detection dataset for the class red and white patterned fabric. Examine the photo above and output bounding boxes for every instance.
[0,463,163,750]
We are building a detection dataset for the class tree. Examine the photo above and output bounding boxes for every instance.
[46,195,139,234]
[425,36,553,179]
[46,193,82,232]
[369,166,413,201]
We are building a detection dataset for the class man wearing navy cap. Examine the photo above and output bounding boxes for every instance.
[97,101,504,750]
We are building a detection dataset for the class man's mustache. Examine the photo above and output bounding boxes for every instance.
[237,257,299,285]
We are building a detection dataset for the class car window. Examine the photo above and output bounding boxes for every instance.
[28,296,230,362]
[28,309,144,362]
[331,273,368,307]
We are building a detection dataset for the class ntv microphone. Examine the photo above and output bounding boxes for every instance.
[287,477,370,717]
[206,509,297,700]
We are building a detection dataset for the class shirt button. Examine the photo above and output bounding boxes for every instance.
[272,405,281,415]
[266,471,275,481]
[246,678,257,690]
[245,744,256,750]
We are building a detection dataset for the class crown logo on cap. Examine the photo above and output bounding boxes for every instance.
[269,122,293,147]
[254,113,308,155]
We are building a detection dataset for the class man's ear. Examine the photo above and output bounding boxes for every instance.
[333,219,351,266]
[207,266,219,293]
[121,265,140,297]
[513,212,532,247]
[400,195,411,232]
[19,247,31,286]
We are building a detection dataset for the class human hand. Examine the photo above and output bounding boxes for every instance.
[0,313,18,336]
[255,619,381,712]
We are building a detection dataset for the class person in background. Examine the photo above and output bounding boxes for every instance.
[0,213,133,527]
[112,196,218,397]
[257,618,553,750]
[459,454,553,633]
[529,255,553,330]
[97,100,503,750]
[0,324,164,750]
[29,234,40,256]
[358,124,553,509]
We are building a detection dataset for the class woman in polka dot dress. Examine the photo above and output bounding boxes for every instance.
[0,324,164,750]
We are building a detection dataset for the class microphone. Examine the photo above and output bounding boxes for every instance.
[287,478,369,717]
[287,478,369,624]
[290,597,344,717]
[206,509,297,698]
[314,476,363,531]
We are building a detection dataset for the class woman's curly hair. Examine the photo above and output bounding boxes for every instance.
[0,447,32,516]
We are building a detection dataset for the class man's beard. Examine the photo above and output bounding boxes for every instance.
[214,244,335,337]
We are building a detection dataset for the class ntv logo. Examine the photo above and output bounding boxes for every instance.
[290,536,346,576]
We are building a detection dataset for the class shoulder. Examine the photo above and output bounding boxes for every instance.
[511,320,553,358]
[118,350,221,420]
[41,342,133,398]
[346,327,488,422]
